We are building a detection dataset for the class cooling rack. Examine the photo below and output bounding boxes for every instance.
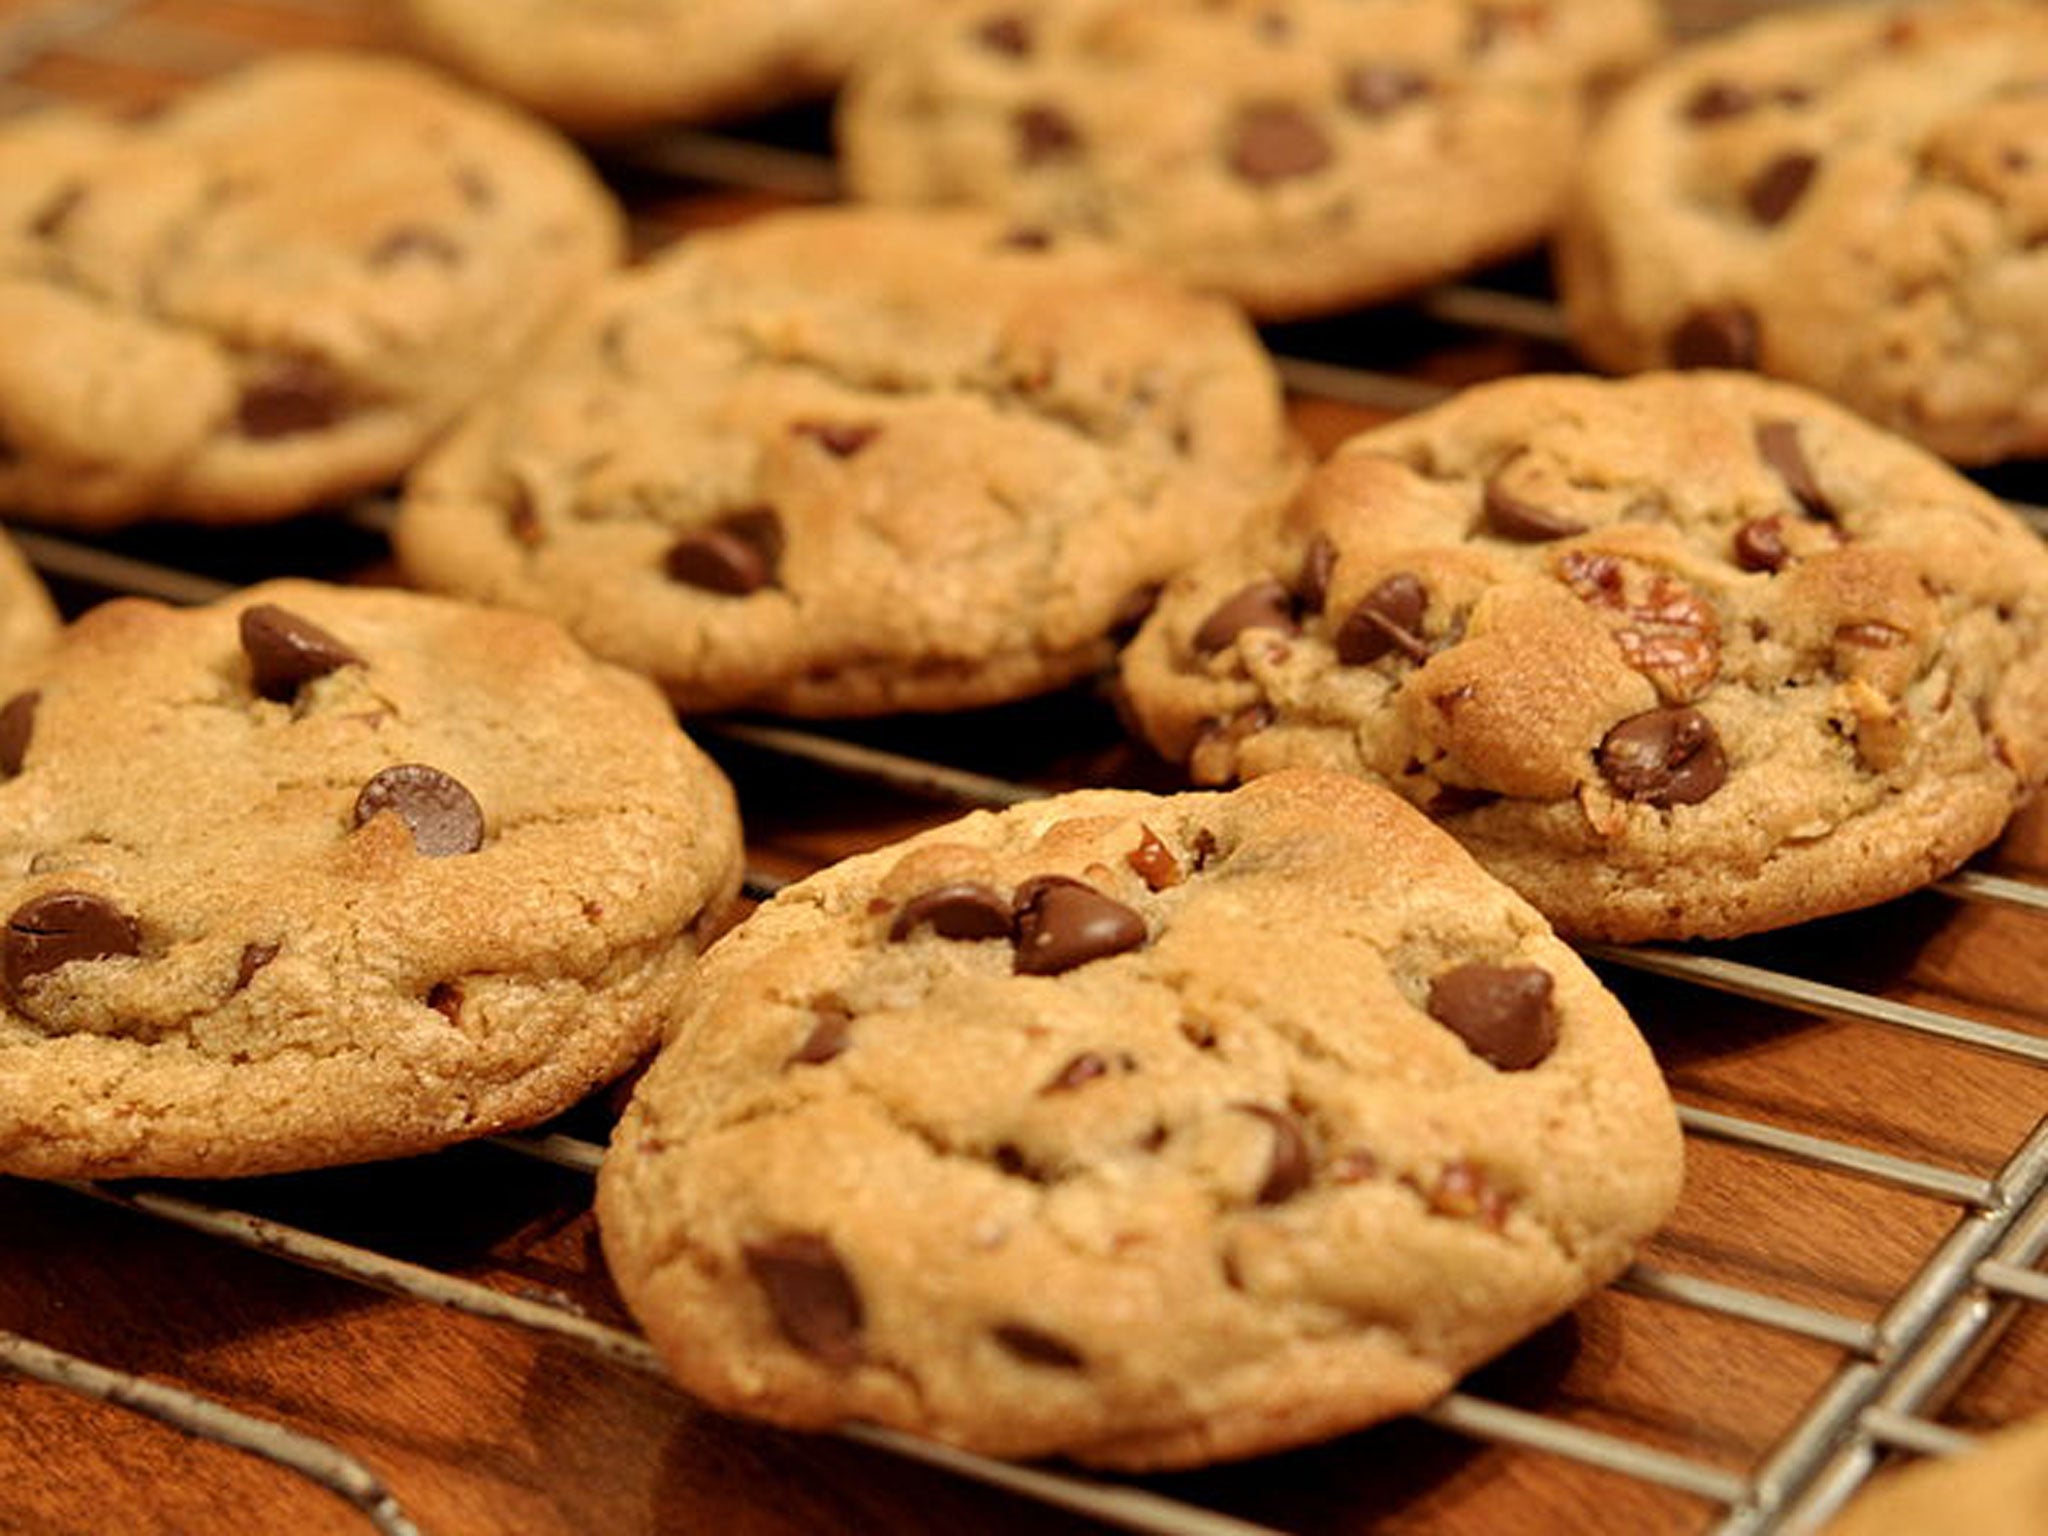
[5,1,2048,1532]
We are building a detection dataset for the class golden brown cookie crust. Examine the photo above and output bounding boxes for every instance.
[598,771,1681,1469]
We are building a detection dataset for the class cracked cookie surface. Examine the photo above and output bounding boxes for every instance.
[396,204,1301,716]
[597,771,1681,1468]
[0,51,621,528]
[0,579,744,1179]
[838,0,1663,320]
[1117,371,2048,942]
[396,0,945,135]
[1558,0,2048,464]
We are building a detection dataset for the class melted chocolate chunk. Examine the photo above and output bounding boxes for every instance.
[1597,707,1728,807]
[1426,963,1557,1070]
[1294,533,1337,615]
[233,940,279,992]
[1015,103,1081,164]
[792,420,880,457]
[237,356,347,439]
[1670,305,1760,369]
[352,764,485,856]
[998,226,1055,252]
[664,508,784,595]
[1754,419,1832,519]
[1684,80,1755,122]
[1335,572,1430,664]
[427,980,464,1023]
[240,604,363,702]
[1193,579,1296,654]
[29,182,85,240]
[1343,63,1431,118]
[1734,515,1791,572]
[993,1323,1084,1368]
[1237,1103,1312,1204]
[1109,583,1163,641]
[743,1234,863,1367]
[1483,474,1587,542]
[977,12,1031,54]
[4,890,141,1002]
[788,1000,854,1066]
[887,882,1013,942]
[1013,877,1146,976]
[1127,825,1182,891]
[1746,151,1818,225]
[1228,102,1333,184]
[0,691,36,777]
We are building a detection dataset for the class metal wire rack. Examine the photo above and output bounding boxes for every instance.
[4,1,2047,1533]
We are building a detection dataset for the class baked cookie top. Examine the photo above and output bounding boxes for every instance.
[0,528,57,693]
[0,579,744,1180]
[598,771,1681,1470]
[1118,371,2048,942]
[838,0,1664,320]
[1557,0,2048,465]
[0,51,622,529]
[396,204,1301,717]
[395,0,942,135]
[1821,1416,2048,1536]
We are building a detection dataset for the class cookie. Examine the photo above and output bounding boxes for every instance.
[837,0,1664,320]
[395,0,939,136]
[1117,371,2048,942]
[395,204,1301,716]
[0,528,57,692]
[597,770,1682,1469]
[0,579,745,1180]
[0,52,622,529]
[1821,1417,2048,1536]
[1557,0,2048,465]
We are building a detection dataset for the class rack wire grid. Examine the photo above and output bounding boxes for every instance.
[4,0,2048,1533]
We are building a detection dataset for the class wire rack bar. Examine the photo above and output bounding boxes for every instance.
[1421,1394,1749,1506]
[0,1328,423,1536]
[1675,1107,1995,1207]
[1613,1266,1876,1354]
[1975,1258,2048,1305]
[1855,1409,1976,1459]
[11,528,234,606]
[703,720,1050,807]
[1936,869,2048,916]
[491,1130,606,1175]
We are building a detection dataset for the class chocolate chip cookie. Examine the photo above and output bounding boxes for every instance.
[0,579,744,1180]
[395,0,940,135]
[838,0,1664,320]
[395,204,1301,716]
[0,52,621,529]
[1557,0,2048,464]
[1118,371,2048,942]
[1822,1416,2048,1536]
[598,770,1682,1469]
[0,528,56,692]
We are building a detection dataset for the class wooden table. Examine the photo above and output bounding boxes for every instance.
[4,2,2048,1533]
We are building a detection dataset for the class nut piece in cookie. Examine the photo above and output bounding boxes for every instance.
[1557,0,2048,464]
[0,579,744,1180]
[396,204,1301,716]
[1118,371,2048,941]
[598,771,1681,1469]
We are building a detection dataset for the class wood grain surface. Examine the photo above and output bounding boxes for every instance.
[4,2,2046,1534]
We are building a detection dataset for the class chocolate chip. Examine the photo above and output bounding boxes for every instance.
[1426,963,1557,1070]
[1754,419,1832,519]
[1746,151,1817,225]
[1127,825,1182,891]
[1109,583,1162,641]
[664,507,784,595]
[1484,474,1587,541]
[369,225,462,266]
[238,356,347,439]
[977,12,1031,54]
[1335,572,1431,664]
[1597,707,1728,807]
[1193,579,1296,654]
[233,940,279,992]
[1013,877,1146,976]
[29,181,84,240]
[1734,516,1791,572]
[994,1324,1083,1368]
[1191,828,1220,870]
[0,691,36,777]
[239,604,363,702]
[352,764,485,856]
[1237,1104,1312,1204]
[792,420,880,457]
[427,980,463,1023]
[1684,80,1755,122]
[743,1234,863,1368]
[998,226,1055,251]
[887,882,1013,942]
[1042,1052,1112,1094]
[788,1001,854,1066]
[1015,103,1081,164]
[1294,533,1337,615]
[1428,782,1501,817]
[1227,102,1332,184]
[453,166,495,208]
[4,890,141,1002]
[507,485,543,547]
[1343,63,1431,118]
[1670,305,1760,369]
